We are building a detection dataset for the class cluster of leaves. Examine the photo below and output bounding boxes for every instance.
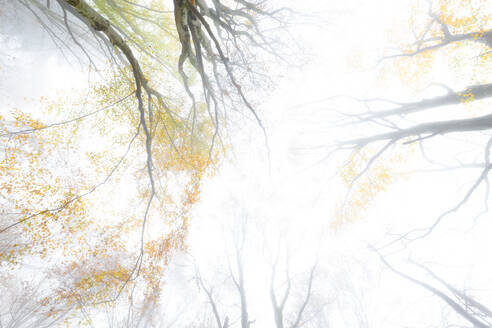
[0,110,92,266]
[332,146,412,230]
[387,0,492,89]
[330,0,492,236]
[2,0,292,322]
[1,7,222,326]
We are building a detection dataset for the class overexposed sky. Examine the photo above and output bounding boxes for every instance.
[2,0,492,327]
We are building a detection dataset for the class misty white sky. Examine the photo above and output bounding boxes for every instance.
[2,0,492,327]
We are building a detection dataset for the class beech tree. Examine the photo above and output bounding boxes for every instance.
[329,0,492,243]
[0,0,291,325]
[189,213,325,328]
[376,253,492,328]
[324,1,492,326]
[6,0,492,327]
[268,249,318,328]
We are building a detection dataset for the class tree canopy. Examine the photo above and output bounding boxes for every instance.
[1,0,290,323]
[2,0,492,327]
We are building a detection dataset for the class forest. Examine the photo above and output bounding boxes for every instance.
[1,0,492,327]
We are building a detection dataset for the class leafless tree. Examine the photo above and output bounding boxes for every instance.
[195,267,230,328]
[0,278,71,328]
[373,247,492,328]
[192,217,252,328]
[269,247,319,328]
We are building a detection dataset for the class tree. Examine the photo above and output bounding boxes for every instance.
[373,248,492,328]
[8,0,492,327]
[191,213,325,328]
[320,1,492,326]
[0,0,291,324]
[0,276,72,328]
[327,0,492,244]
[268,247,318,328]
[192,214,252,328]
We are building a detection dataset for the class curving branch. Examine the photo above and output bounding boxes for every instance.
[380,2,492,63]
[339,113,492,149]
[335,83,492,126]
[372,247,492,328]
